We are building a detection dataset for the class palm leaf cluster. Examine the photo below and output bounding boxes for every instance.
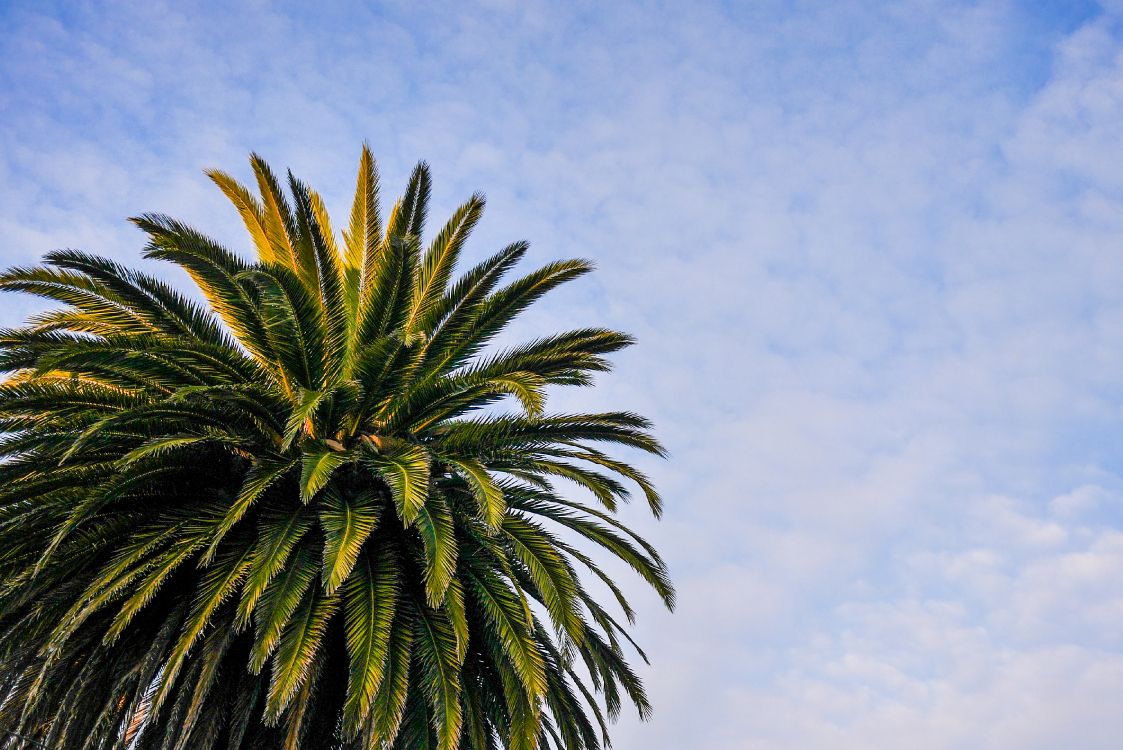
[0,147,673,750]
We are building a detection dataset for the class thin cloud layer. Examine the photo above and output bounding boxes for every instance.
[3,1,1123,747]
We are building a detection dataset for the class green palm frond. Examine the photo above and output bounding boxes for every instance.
[319,487,382,594]
[341,543,400,735]
[0,146,672,750]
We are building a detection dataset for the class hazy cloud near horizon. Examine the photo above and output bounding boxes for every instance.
[3,1,1123,747]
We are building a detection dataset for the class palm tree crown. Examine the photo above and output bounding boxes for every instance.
[0,146,673,750]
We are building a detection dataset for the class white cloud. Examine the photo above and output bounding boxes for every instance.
[4,1,1123,747]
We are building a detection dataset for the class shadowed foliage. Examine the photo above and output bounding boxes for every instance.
[0,146,673,750]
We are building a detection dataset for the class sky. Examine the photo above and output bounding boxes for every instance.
[3,0,1123,747]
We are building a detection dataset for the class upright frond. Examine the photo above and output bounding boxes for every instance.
[208,169,274,263]
[250,153,300,271]
[386,161,432,241]
[343,143,383,274]
[405,193,485,335]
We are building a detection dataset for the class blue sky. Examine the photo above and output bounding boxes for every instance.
[4,1,1123,747]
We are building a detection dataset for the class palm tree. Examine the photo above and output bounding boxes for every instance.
[0,147,673,750]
